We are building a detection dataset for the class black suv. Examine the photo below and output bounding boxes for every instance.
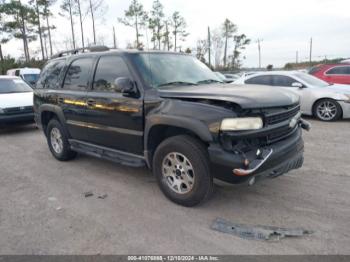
[34,46,310,206]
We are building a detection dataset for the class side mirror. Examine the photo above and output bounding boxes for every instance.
[291,82,304,88]
[114,77,137,96]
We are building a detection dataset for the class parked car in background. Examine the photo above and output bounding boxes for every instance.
[214,72,232,83]
[7,67,41,87]
[223,73,241,81]
[309,64,350,85]
[0,76,34,124]
[34,47,308,206]
[234,71,350,121]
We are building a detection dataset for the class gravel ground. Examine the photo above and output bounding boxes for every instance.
[0,119,349,255]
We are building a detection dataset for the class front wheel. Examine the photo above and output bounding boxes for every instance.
[153,135,213,207]
[313,99,342,121]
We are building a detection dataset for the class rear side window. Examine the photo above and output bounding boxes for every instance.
[37,60,65,89]
[245,75,272,85]
[326,66,350,75]
[63,58,94,90]
[93,56,132,92]
[271,75,295,87]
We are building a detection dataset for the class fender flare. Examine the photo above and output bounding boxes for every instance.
[144,114,213,151]
[38,104,70,137]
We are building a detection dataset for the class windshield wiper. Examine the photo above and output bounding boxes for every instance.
[197,79,223,84]
[157,81,197,87]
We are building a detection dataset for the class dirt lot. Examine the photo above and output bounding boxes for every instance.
[0,119,349,255]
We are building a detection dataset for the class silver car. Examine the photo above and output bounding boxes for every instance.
[234,71,350,121]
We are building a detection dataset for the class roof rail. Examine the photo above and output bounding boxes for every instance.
[51,45,110,59]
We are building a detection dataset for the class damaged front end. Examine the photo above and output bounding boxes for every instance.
[208,103,310,185]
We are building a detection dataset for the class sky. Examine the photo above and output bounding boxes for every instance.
[2,0,350,67]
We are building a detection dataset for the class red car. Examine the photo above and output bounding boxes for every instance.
[309,63,350,85]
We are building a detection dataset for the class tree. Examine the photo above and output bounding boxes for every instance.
[86,0,106,45]
[41,0,56,57]
[0,0,37,62]
[75,0,84,48]
[118,0,148,49]
[195,39,207,63]
[170,11,188,52]
[230,34,250,69]
[60,0,77,49]
[148,0,164,50]
[29,0,45,60]
[211,29,224,68]
[222,19,237,68]
[0,3,11,74]
[162,19,172,51]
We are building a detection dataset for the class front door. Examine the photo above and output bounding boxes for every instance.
[84,55,144,155]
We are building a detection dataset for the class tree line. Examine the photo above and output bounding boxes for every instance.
[0,0,251,74]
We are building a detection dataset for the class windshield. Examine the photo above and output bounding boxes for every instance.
[131,53,222,88]
[0,79,33,93]
[294,72,330,87]
[22,74,40,84]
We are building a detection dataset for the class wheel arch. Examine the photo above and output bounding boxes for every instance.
[144,115,213,168]
[39,105,69,136]
[312,97,343,119]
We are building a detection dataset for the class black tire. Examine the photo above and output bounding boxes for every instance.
[46,118,77,161]
[153,135,213,207]
[313,99,342,121]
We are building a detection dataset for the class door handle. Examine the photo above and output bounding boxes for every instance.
[87,99,96,107]
[57,97,64,104]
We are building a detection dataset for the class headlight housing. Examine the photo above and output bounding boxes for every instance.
[220,117,263,131]
[344,94,350,103]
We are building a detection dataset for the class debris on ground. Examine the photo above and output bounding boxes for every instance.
[211,218,313,241]
[98,194,108,199]
[56,206,62,211]
[84,191,94,198]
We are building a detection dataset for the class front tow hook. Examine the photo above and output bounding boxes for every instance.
[300,119,311,131]
[233,149,273,176]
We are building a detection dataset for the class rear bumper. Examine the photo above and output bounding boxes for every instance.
[208,127,304,184]
[0,113,34,124]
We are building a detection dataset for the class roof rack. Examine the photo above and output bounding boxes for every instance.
[51,45,110,59]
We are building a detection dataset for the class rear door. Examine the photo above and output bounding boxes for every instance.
[84,55,144,155]
[58,57,95,141]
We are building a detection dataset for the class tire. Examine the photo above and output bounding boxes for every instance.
[153,135,213,207]
[46,118,77,161]
[313,99,342,121]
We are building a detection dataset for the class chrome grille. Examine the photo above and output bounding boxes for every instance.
[265,104,300,125]
[3,106,33,115]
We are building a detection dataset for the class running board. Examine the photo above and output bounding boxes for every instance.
[69,139,146,167]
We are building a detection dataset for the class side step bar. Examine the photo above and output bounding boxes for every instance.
[69,139,146,167]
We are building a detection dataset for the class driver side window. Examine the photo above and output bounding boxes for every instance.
[93,56,132,92]
[271,75,296,87]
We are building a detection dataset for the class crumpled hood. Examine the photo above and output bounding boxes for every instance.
[0,92,33,108]
[158,84,299,109]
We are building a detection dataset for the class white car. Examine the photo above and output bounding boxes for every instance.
[0,76,34,124]
[7,67,41,87]
[234,71,350,121]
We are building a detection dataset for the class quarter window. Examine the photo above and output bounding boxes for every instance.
[326,66,350,75]
[37,60,65,89]
[93,56,132,92]
[245,75,272,85]
[63,58,94,90]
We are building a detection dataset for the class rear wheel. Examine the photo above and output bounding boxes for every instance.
[153,135,213,207]
[313,99,342,121]
[47,119,77,161]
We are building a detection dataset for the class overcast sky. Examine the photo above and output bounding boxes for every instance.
[2,0,350,67]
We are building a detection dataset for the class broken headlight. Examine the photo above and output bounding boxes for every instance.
[220,117,263,131]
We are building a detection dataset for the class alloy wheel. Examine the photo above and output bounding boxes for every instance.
[316,100,338,121]
[162,152,195,194]
[50,127,64,154]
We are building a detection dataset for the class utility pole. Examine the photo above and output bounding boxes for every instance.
[309,37,313,65]
[208,26,211,69]
[296,51,299,64]
[113,26,117,48]
[257,39,262,68]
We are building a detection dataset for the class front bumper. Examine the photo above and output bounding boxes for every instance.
[208,126,305,184]
[0,113,34,124]
[339,101,350,119]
